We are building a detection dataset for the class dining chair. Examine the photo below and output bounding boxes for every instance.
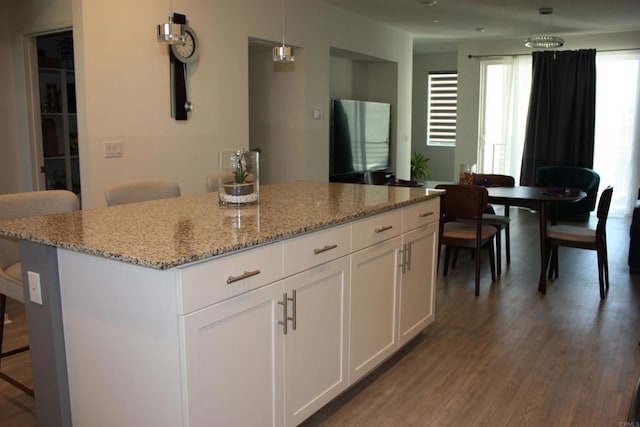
[545,186,613,298]
[104,179,181,206]
[436,184,498,296]
[0,189,80,395]
[473,174,515,275]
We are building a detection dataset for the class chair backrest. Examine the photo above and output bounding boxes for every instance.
[0,190,80,271]
[206,174,218,193]
[473,174,515,188]
[104,179,181,206]
[596,186,614,238]
[435,184,489,220]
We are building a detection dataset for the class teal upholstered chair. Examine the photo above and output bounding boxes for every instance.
[535,166,600,222]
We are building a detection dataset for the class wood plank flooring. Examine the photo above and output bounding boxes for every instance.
[2,208,639,426]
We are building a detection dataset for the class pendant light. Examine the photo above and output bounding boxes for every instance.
[157,0,185,44]
[273,0,295,62]
[525,7,564,49]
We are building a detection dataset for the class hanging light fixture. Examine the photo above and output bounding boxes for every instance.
[525,7,564,49]
[273,0,295,62]
[157,0,185,44]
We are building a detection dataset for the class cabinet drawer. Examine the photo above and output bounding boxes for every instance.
[283,224,350,276]
[403,199,440,232]
[178,243,283,314]
[351,209,402,252]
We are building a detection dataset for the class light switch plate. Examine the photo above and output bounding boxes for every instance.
[104,140,123,158]
[27,271,43,305]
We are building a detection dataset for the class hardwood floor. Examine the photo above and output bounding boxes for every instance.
[2,208,639,426]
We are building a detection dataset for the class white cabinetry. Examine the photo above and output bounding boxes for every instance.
[181,224,351,427]
[350,199,440,382]
[182,282,285,427]
[180,243,284,427]
[349,209,403,383]
[283,257,349,426]
[398,199,439,346]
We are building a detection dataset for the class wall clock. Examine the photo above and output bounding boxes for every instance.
[171,25,199,64]
[169,14,198,120]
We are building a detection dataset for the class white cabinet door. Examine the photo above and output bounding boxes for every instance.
[399,222,438,346]
[181,282,285,427]
[283,257,350,427]
[349,236,402,384]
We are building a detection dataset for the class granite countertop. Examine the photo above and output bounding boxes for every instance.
[0,181,443,270]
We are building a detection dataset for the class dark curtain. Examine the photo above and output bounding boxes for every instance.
[519,49,596,185]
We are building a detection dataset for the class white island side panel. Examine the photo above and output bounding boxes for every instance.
[58,249,185,427]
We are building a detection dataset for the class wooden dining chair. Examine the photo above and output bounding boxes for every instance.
[104,179,181,206]
[545,186,613,298]
[473,174,515,275]
[436,184,498,296]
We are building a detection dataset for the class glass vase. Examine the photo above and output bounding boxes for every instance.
[218,150,260,205]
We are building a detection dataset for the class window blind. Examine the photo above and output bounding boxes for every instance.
[426,72,458,146]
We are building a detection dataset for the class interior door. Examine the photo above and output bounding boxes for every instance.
[35,30,80,197]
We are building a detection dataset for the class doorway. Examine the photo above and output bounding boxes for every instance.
[35,30,80,196]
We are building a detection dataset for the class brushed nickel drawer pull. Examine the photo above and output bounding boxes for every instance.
[419,211,434,218]
[289,290,297,331]
[226,269,261,284]
[314,244,338,255]
[375,225,393,233]
[278,293,288,335]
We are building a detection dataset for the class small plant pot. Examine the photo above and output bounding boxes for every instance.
[223,182,255,196]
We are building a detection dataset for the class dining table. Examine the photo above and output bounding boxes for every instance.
[484,186,586,294]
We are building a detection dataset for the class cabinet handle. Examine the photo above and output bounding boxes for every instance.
[289,289,297,331]
[399,245,406,274]
[226,269,261,284]
[313,244,338,255]
[278,293,288,335]
[375,225,393,233]
[419,211,434,218]
[406,241,412,272]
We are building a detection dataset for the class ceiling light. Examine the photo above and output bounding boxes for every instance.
[273,0,295,62]
[525,7,564,49]
[419,0,438,6]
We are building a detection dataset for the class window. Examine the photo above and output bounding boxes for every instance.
[478,51,640,216]
[426,72,458,146]
[478,56,531,178]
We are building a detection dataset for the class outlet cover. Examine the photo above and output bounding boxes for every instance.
[27,271,43,305]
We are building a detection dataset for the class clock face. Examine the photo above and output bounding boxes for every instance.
[171,27,199,64]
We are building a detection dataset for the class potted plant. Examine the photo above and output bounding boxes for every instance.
[219,150,260,204]
[410,152,430,183]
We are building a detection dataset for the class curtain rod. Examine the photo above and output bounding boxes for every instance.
[468,47,640,59]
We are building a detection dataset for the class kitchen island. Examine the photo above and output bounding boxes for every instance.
[0,181,443,427]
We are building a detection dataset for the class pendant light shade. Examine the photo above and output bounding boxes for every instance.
[273,45,295,63]
[273,0,295,62]
[157,15,185,44]
[524,7,564,49]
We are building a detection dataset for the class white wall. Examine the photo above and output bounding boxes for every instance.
[412,52,457,181]
[3,0,413,207]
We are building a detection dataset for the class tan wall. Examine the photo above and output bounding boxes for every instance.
[3,0,413,207]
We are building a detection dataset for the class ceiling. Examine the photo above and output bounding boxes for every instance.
[320,0,640,53]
